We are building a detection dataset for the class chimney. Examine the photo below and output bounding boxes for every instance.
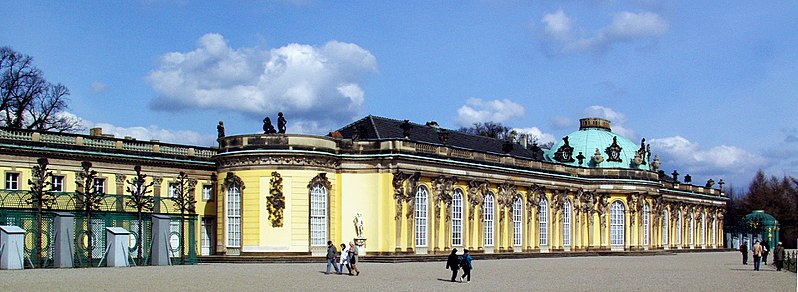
[90,127,103,137]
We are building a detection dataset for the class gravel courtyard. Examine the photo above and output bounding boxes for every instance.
[1,251,795,291]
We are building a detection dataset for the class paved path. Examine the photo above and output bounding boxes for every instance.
[0,252,795,291]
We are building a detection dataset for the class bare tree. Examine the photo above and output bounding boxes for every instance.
[457,121,514,140]
[172,171,197,264]
[0,47,82,132]
[74,161,105,267]
[27,157,57,268]
[125,165,154,264]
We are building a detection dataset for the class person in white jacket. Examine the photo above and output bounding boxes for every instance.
[338,243,352,275]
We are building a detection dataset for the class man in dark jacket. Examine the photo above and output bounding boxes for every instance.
[445,248,460,282]
[740,241,748,265]
[326,241,340,274]
[774,242,786,271]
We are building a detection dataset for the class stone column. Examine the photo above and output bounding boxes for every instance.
[115,174,126,211]
[433,204,440,253]
[444,204,451,252]
[152,176,163,213]
[406,211,415,252]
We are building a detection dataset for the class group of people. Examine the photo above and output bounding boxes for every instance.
[446,248,473,283]
[326,241,360,276]
[739,240,787,271]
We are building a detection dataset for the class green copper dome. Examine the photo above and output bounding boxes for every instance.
[545,118,650,170]
[742,210,779,227]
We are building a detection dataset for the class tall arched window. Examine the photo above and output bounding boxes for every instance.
[452,189,463,247]
[701,213,706,246]
[539,199,548,246]
[226,183,241,247]
[643,204,650,246]
[676,212,682,246]
[415,187,429,247]
[677,211,682,246]
[309,183,328,247]
[484,193,495,246]
[563,200,571,247]
[513,198,523,247]
[610,201,625,246]
[662,209,669,247]
[689,214,695,246]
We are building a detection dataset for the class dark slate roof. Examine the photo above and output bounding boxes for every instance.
[334,115,542,160]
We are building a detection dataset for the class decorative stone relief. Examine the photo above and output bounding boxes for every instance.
[404,172,421,219]
[526,184,545,223]
[218,156,340,169]
[467,180,486,221]
[606,136,623,162]
[553,136,575,163]
[267,171,285,227]
[222,172,245,191]
[433,176,457,221]
[392,171,408,221]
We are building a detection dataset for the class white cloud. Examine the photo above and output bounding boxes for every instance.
[584,105,636,138]
[91,82,109,93]
[455,98,525,127]
[540,10,668,55]
[59,111,216,146]
[513,127,557,146]
[550,116,575,130]
[650,136,768,181]
[147,33,377,132]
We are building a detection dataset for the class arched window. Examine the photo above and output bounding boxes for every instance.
[643,204,650,246]
[226,183,241,247]
[513,198,523,247]
[452,189,463,247]
[662,209,669,246]
[701,213,706,245]
[415,187,429,247]
[539,198,548,246]
[563,200,571,247]
[309,183,328,246]
[677,212,683,245]
[610,201,625,246]
[484,193,495,246]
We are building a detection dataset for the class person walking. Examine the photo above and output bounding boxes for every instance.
[459,249,473,283]
[326,241,340,274]
[740,241,748,265]
[752,240,763,271]
[348,242,360,276]
[445,248,460,282]
[761,240,769,265]
[774,242,785,271]
[338,243,352,275]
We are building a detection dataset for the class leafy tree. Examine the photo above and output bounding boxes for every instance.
[729,170,798,248]
[74,161,105,267]
[0,46,81,132]
[26,157,56,267]
[125,165,154,263]
[172,171,196,264]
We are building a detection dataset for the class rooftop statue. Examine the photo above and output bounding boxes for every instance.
[263,117,276,134]
[277,112,287,134]
[217,121,225,139]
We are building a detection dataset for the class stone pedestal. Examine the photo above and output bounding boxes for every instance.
[105,227,130,267]
[354,237,366,256]
[0,226,26,270]
[53,212,75,268]
[151,214,171,266]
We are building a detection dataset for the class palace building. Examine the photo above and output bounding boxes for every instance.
[0,115,727,262]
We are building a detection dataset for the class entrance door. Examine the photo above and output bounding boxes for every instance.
[201,217,215,256]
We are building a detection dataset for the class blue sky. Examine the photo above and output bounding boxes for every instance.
[2,1,797,189]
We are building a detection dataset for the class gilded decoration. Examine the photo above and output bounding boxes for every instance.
[404,172,421,219]
[267,171,285,227]
[392,171,408,221]
[467,180,486,221]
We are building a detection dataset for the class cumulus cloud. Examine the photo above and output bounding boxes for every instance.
[147,33,377,133]
[59,112,216,146]
[539,10,668,55]
[584,105,636,138]
[455,98,525,127]
[513,127,557,147]
[650,136,768,184]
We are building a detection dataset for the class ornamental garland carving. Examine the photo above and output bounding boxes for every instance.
[467,180,487,221]
[526,184,545,223]
[404,172,421,219]
[392,171,408,221]
[267,172,285,227]
[222,172,245,191]
[218,155,340,169]
[308,173,333,194]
